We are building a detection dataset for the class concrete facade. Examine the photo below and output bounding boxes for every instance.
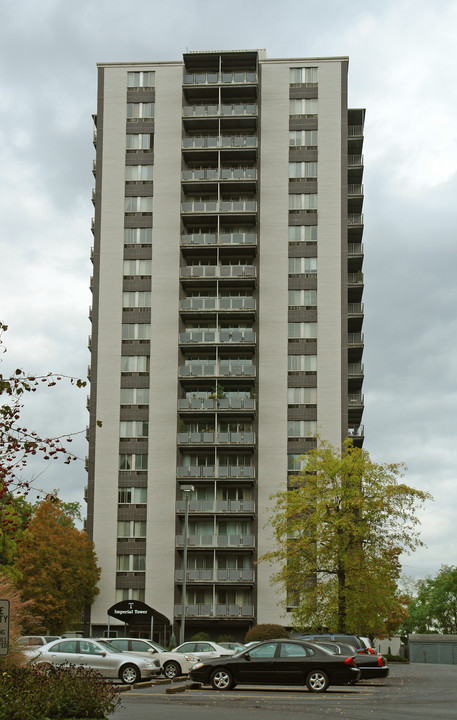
[86,50,365,642]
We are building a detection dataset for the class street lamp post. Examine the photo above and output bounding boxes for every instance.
[180,484,194,644]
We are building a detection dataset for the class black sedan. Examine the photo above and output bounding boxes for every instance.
[312,641,390,681]
[189,638,360,692]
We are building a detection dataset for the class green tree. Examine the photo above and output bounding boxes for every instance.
[404,565,457,634]
[260,439,432,637]
[13,494,100,634]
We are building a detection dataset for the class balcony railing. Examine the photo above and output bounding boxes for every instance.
[180,265,256,279]
[348,272,364,284]
[348,213,364,225]
[348,393,364,406]
[348,243,364,256]
[178,397,256,411]
[175,499,255,513]
[176,534,255,548]
[177,465,254,478]
[348,362,364,376]
[183,104,257,117]
[181,200,257,213]
[348,184,364,195]
[177,431,255,445]
[183,71,257,85]
[179,364,256,378]
[348,332,364,345]
[179,329,256,344]
[175,568,255,582]
[348,125,364,137]
[348,303,364,315]
[183,136,257,149]
[181,232,257,246]
[180,297,256,311]
[174,603,254,617]
[348,154,364,166]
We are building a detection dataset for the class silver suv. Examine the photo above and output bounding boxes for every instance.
[295,633,375,654]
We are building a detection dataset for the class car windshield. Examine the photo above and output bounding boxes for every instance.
[97,640,119,654]
[151,642,167,652]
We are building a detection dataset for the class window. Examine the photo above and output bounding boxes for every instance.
[122,292,151,308]
[288,387,317,405]
[120,387,149,405]
[289,162,317,179]
[288,257,317,274]
[249,643,277,659]
[288,322,317,339]
[280,642,312,657]
[117,486,148,502]
[290,67,318,84]
[288,453,307,471]
[117,521,147,537]
[288,421,317,437]
[115,588,145,602]
[123,260,152,276]
[127,71,155,87]
[124,228,152,245]
[124,196,153,213]
[125,165,153,182]
[122,323,151,340]
[120,421,148,438]
[288,226,317,243]
[119,454,148,472]
[288,290,317,307]
[288,355,317,372]
[289,130,318,147]
[289,99,318,115]
[127,102,154,119]
[117,554,146,571]
[289,194,318,211]
[126,134,152,150]
[121,355,150,373]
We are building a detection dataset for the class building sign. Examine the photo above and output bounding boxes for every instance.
[0,600,10,656]
[107,600,154,621]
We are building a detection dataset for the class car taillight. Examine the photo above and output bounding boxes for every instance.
[367,648,375,654]
[377,656,384,666]
[344,656,356,667]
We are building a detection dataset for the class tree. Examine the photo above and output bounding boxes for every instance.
[13,495,100,634]
[0,575,43,668]
[260,439,432,638]
[404,565,457,634]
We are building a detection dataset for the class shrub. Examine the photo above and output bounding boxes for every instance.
[244,624,290,643]
[0,575,43,669]
[190,632,210,641]
[0,665,121,720]
[217,634,235,643]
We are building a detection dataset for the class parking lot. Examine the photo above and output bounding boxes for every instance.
[108,663,457,720]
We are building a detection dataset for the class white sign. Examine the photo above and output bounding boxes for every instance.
[0,600,10,656]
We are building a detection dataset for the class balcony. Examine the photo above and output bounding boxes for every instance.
[178,397,256,411]
[176,534,255,548]
[348,155,363,167]
[179,329,256,345]
[348,272,364,286]
[348,184,363,197]
[183,136,257,149]
[180,297,256,312]
[175,499,255,513]
[348,362,364,377]
[348,303,364,317]
[181,200,257,213]
[177,465,254,479]
[348,393,364,407]
[179,363,256,378]
[183,71,257,85]
[348,242,364,257]
[180,265,256,280]
[348,332,364,347]
[183,104,257,117]
[181,231,257,247]
[348,213,364,226]
[175,568,255,582]
[174,603,254,618]
[177,431,255,445]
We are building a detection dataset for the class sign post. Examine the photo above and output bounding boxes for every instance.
[0,599,10,656]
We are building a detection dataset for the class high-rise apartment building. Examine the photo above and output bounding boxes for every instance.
[86,49,365,642]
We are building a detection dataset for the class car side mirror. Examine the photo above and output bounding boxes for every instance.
[148,648,157,654]
[244,654,251,661]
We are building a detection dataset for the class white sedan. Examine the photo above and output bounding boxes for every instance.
[102,638,199,679]
[172,640,236,660]
[25,637,161,684]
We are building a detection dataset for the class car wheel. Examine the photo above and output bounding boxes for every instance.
[210,668,234,691]
[119,663,141,684]
[306,669,329,693]
[163,661,181,679]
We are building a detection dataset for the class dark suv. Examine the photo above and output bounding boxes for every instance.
[295,633,375,654]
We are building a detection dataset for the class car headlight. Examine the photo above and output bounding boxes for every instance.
[184,655,199,662]
[191,662,205,670]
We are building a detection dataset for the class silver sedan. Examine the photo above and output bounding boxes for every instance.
[25,637,161,684]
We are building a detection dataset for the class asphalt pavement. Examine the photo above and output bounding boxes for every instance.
[108,663,457,720]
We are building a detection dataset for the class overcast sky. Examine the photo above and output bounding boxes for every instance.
[1,0,456,580]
